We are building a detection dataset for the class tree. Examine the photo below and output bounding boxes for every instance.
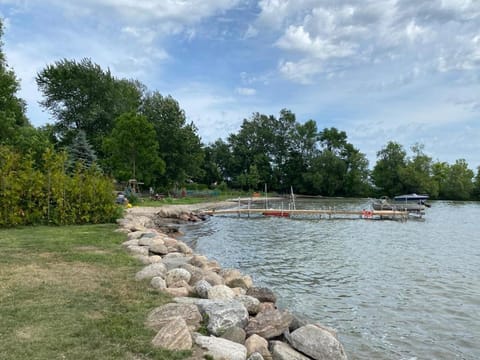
[0,19,30,146]
[67,130,98,171]
[441,159,474,200]
[399,143,438,198]
[36,58,143,155]
[372,142,407,196]
[473,166,480,200]
[141,92,204,188]
[103,113,165,186]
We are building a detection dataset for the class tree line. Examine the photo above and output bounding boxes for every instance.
[1,18,480,209]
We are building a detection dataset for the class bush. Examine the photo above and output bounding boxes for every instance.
[0,146,118,227]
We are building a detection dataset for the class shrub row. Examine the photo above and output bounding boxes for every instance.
[0,146,119,227]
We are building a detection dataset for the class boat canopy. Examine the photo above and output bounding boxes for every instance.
[394,193,429,201]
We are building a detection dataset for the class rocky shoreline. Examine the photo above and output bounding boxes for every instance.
[117,204,348,360]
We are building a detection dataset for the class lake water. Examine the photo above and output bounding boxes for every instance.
[179,198,480,360]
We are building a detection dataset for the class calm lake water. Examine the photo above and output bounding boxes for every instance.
[180,198,480,360]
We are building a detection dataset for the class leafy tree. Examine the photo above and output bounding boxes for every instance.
[372,141,407,196]
[399,143,438,197]
[473,166,480,200]
[103,112,165,186]
[201,139,233,186]
[141,92,203,188]
[0,19,30,146]
[441,159,474,200]
[36,58,142,154]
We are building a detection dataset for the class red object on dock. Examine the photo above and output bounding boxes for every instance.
[262,210,290,217]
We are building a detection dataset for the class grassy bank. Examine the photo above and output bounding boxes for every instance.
[0,224,190,360]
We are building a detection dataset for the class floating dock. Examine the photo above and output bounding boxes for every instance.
[201,208,410,221]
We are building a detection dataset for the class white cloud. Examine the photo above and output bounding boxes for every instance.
[235,87,256,96]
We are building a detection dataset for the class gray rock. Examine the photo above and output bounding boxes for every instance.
[245,310,293,339]
[197,300,249,336]
[126,245,149,256]
[195,279,212,299]
[150,276,167,290]
[194,334,247,360]
[235,294,261,315]
[133,254,162,265]
[135,262,167,281]
[208,284,236,300]
[139,232,157,239]
[145,302,202,332]
[179,263,205,285]
[162,256,191,271]
[245,334,271,359]
[221,268,242,283]
[166,268,192,286]
[229,275,254,290]
[203,270,225,286]
[164,287,189,297]
[248,352,265,360]
[122,239,139,247]
[270,341,311,360]
[288,324,348,360]
[151,316,192,351]
[221,326,246,345]
[149,243,168,255]
[190,254,209,268]
[127,231,144,240]
[176,241,193,254]
[246,287,277,303]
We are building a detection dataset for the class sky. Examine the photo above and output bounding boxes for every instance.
[1,0,480,169]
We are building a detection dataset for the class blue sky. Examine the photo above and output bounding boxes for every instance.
[1,0,480,169]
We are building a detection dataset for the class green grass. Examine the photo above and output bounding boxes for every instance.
[0,224,191,360]
[136,193,246,207]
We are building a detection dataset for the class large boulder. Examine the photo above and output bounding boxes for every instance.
[165,268,192,286]
[269,341,311,360]
[197,300,249,336]
[208,284,236,300]
[245,334,271,359]
[235,294,260,315]
[203,270,225,286]
[246,287,277,303]
[179,263,205,285]
[151,316,192,351]
[145,303,202,332]
[288,324,348,360]
[138,236,163,247]
[194,279,212,299]
[150,276,167,290]
[194,334,247,360]
[221,326,247,345]
[245,310,293,339]
[161,256,192,271]
[126,245,149,256]
[135,262,167,281]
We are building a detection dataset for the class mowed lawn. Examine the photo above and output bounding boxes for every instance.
[0,224,190,360]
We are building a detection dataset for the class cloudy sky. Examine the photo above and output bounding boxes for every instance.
[1,0,480,169]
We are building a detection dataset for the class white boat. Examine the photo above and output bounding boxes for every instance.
[372,194,430,214]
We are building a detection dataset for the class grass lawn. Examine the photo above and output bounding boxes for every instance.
[0,224,190,360]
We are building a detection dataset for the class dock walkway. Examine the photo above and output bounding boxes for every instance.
[201,208,410,221]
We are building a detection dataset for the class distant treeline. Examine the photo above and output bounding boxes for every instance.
[1,19,479,204]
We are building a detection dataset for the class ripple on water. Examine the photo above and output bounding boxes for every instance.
[182,199,480,360]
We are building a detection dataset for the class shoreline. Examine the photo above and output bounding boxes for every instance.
[120,202,349,359]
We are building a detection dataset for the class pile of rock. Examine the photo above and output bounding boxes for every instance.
[118,211,348,360]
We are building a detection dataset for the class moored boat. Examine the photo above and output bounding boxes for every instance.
[372,193,430,215]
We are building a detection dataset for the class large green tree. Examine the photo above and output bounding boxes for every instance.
[0,19,30,145]
[36,58,143,155]
[141,92,204,188]
[372,141,407,196]
[103,113,164,186]
[440,159,474,200]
